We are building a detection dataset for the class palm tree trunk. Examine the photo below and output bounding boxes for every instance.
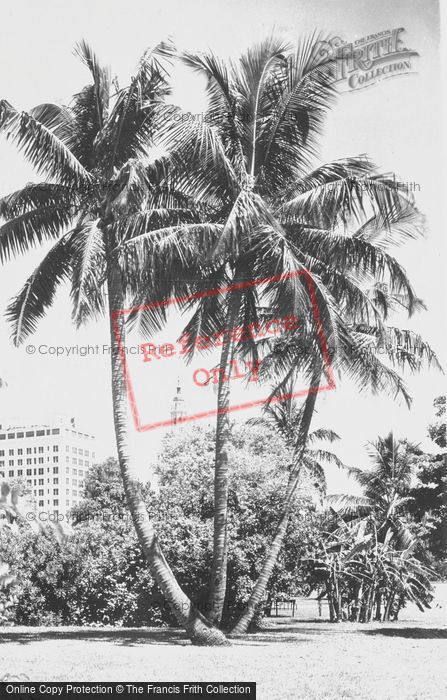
[374,590,382,621]
[384,588,395,621]
[230,367,322,635]
[326,581,335,622]
[106,255,230,646]
[207,293,240,625]
[355,582,363,622]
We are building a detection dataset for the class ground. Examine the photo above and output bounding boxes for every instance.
[1,589,446,699]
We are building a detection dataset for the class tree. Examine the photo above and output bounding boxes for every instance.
[328,433,419,549]
[1,432,323,628]
[409,396,447,570]
[160,35,433,627]
[153,422,324,625]
[0,43,228,645]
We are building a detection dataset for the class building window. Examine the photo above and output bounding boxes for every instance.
[18,469,23,476]
[17,432,24,438]
[39,489,44,496]
[36,430,45,437]
[8,470,14,477]
[9,449,14,456]
[51,429,60,435]
[38,458,44,465]
[18,449,23,455]
[53,489,59,495]
[66,478,70,484]
[25,431,34,437]
[54,478,58,484]
[0,450,4,456]
[26,448,32,455]
[26,459,32,465]
[79,469,84,476]
[38,467,44,474]
[18,459,23,466]
[26,469,32,476]
[9,460,14,466]
[53,499,59,505]
[7,433,15,439]
[72,447,77,454]
[53,456,59,463]
[66,467,70,473]
[38,500,44,507]
[53,445,59,452]
[72,479,77,486]
[0,461,3,468]
[38,447,44,453]
[53,466,59,474]
[72,491,77,497]
[38,479,44,485]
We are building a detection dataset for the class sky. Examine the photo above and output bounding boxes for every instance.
[0,0,445,494]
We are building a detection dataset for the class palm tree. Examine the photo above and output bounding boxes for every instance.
[327,432,419,549]
[157,35,431,626]
[0,42,229,645]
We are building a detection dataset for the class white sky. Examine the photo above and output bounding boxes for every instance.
[0,0,445,494]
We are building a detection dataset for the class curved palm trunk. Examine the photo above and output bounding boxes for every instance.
[230,368,321,635]
[107,257,230,646]
[207,295,240,624]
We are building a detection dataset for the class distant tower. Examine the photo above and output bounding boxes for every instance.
[170,379,186,425]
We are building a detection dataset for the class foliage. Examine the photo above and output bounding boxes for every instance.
[153,423,322,624]
[408,397,447,573]
[1,423,323,627]
[308,431,437,622]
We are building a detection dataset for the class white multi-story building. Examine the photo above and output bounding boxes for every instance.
[0,416,95,516]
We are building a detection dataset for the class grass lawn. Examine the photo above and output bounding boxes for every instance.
[1,616,446,699]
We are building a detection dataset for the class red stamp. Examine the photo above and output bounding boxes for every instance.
[112,270,335,431]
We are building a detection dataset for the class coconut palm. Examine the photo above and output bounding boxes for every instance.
[230,307,439,633]
[154,35,432,626]
[250,398,347,497]
[327,432,420,549]
[0,42,229,645]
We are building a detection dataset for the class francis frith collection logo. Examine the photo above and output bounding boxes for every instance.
[314,28,419,91]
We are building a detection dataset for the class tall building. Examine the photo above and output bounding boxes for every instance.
[170,379,186,425]
[0,416,95,516]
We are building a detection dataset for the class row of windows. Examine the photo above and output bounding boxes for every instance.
[0,445,59,456]
[66,447,91,456]
[0,429,61,440]
[32,479,82,496]
[0,456,60,466]
[1,428,93,440]
[2,464,60,473]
